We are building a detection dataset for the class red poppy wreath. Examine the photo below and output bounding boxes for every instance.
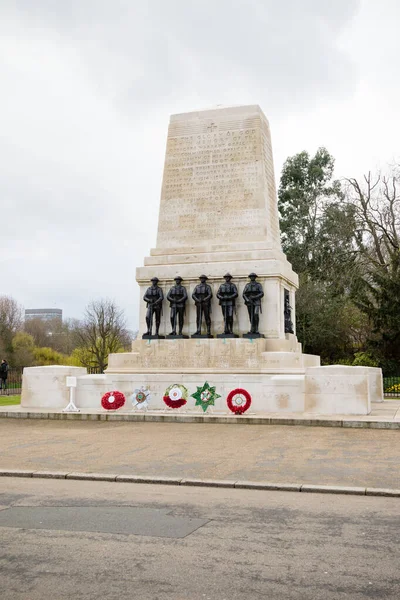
[101,391,126,410]
[226,388,251,415]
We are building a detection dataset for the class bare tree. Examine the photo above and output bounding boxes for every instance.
[0,295,23,357]
[24,317,52,348]
[74,299,131,372]
[344,171,400,273]
[25,317,80,355]
[344,168,400,366]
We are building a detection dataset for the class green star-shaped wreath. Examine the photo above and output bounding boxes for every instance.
[191,381,221,413]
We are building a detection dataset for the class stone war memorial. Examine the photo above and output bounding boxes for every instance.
[22,105,383,415]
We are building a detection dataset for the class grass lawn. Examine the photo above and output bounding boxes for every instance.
[0,395,21,406]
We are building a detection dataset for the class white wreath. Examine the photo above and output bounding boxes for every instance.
[131,387,151,410]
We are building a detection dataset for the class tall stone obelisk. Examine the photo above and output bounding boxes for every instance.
[136,105,298,339]
[156,105,281,250]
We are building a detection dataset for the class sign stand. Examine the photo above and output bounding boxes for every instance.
[63,376,80,413]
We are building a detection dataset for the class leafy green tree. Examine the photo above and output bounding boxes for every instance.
[278,147,345,275]
[11,332,35,367]
[278,148,359,362]
[33,346,68,366]
[352,351,379,368]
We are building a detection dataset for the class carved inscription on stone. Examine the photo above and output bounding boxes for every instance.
[156,111,279,249]
[118,338,274,371]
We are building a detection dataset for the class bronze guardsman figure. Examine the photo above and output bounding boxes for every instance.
[284,289,294,334]
[143,277,164,338]
[192,275,213,337]
[216,273,238,336]
[243,273,264,336]
[167,276,188,337]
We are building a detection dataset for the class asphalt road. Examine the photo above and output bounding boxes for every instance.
[1,419,400,488]
[0,477,399,599]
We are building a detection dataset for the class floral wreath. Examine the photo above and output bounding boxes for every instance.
[226,388,251,415]
[101,390,126,411]
[163,384,188,409]
[131,387,151,410]
[191,381,221,413]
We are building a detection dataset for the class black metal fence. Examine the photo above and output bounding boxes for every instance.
[0,366,104,397]
[0,367,23,396]
[87,366,103,374]
[383,374,400,398]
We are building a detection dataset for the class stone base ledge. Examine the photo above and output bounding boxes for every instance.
[1,405,397,428]
[19,365,383,416]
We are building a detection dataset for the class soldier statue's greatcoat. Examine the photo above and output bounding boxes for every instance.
[143,277,164,337]
[167,276,188,336]
[242,273,264,335]
[192,275,213,336]
[284,290,294,334]
[216,273,238,335]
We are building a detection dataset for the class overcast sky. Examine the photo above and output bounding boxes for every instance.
[1,0,399,330]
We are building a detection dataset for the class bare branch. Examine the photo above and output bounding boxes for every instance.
[74,299,131,371]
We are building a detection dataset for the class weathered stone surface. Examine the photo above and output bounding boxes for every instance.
[107,337,319,374]
[304,365,381,414]
[156,105,281,251]
[21,366,87,409]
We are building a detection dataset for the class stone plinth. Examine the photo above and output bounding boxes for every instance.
[305,366,382,414]
[19,364,382,415]
[21,366,87,408]
[107,338,319,374]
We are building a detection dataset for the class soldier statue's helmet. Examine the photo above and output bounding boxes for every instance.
[174,275,183,281]
[248,272,258,278]
[151,277,159,283]
[223,272,232,279]
[199,274,208,280]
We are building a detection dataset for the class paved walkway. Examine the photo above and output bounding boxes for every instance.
[1,414,399,489]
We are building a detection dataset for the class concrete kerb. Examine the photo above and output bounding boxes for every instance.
[1,470,400,497]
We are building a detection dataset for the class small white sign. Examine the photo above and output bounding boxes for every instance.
[66,376,77,388]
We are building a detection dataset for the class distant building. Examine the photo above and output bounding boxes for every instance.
[25,308,62,322]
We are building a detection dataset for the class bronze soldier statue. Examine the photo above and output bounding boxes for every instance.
[243,273,264,337]
[284,289,294,334]
[192,275,213,337]
[143,277,164,338]
[167,276,188,337]
[216,273,238,337]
